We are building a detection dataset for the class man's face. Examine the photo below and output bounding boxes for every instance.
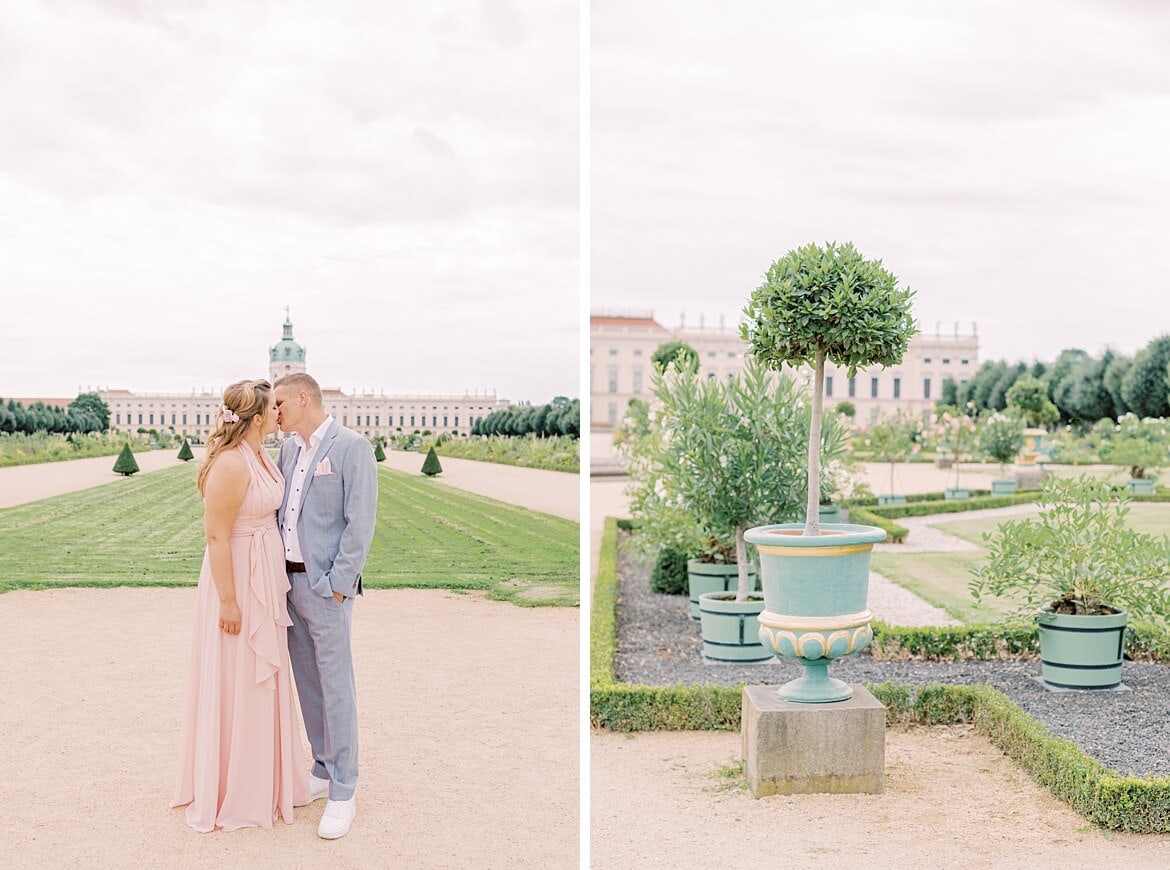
[274,385,302,432]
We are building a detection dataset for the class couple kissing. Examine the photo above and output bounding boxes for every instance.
[170,373,377,839]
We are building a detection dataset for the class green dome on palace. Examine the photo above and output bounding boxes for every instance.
[270,315,306,363]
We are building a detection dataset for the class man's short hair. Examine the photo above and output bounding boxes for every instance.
[274,372,323,407]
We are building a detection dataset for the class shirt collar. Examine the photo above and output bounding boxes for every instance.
[293,415,334,451]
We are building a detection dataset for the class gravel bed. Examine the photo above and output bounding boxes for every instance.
[613,543,1170,778]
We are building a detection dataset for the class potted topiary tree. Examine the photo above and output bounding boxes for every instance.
[933,406,976,499]
[373,437,386,463]
[979,411,1024,495]
[970,475,1170,689]
[864,409,922,506]
[177,438,194,462]
[742,241,916,702]
[618,356,843,661]
[1101,414,1168,495]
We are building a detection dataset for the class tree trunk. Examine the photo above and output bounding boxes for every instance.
[804,351,825,536]
[735,524,750,601]
[889,461,896,497]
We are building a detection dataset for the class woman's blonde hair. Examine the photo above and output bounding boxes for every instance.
[196,379,272,495]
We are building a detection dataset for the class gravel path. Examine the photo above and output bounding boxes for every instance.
[612,540,1170,779]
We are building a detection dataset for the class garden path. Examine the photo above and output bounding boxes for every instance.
[0,587,578,867]
[0,447,204,508]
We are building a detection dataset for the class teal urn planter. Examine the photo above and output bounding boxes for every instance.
[1127,478,1156,495]
[1036,607,1126,689]
[744,523,887,703]
[944,487,969,500]
[877,494,905,506]
[687,559,757,620]
[991,479,1017,495]
[697,592,770,663]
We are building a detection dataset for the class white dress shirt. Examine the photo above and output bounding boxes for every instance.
[284,415,334,563]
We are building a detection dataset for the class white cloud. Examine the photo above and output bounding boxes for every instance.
[0,0,578,404]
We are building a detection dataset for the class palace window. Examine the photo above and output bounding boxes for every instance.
[825,376,833,397]
[893,378,901,399]
[870,377,879,398]
[848,377,856,398]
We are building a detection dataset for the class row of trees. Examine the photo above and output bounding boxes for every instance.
[470,397,580,438]
[0,393,111,435]
[940,335,1170,425]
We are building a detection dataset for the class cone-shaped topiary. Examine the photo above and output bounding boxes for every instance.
[421,446,442,476]
[374,439,386,462]
[113,443,140,476]
[177,438,194,461]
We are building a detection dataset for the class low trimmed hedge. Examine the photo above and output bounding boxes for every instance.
[846,506,909,543]
[871,620,1170,662]
[865,490,1040,519]
[591,517,1170,831]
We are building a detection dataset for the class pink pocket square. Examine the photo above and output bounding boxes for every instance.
[314,457,333,476]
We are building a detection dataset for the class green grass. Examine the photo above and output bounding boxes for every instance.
[934,502,1170,545]
[870,551,1017,623]
[0,463,578,606]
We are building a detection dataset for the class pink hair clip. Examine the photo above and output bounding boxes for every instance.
[221,404,240,423]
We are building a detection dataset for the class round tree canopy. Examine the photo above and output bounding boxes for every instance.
[741,241,916,375]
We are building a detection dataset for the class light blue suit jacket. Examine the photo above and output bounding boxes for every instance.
[277,421,378,598]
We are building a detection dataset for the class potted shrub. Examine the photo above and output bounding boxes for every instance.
[933,405,976,499]
[617,356,841,661]
[1100,414,1168,495]
[970,475,1170,689]
[979,411,1024,495]
[864,409,923,506]
[742,241,916,701]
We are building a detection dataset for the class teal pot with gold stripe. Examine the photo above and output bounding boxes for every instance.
[744,523,887,703]
[1127,478,1156,495]
[687,560,757,620]
[1036,607,1127,690]
[697,592,770,663]
[991,479,1017,495]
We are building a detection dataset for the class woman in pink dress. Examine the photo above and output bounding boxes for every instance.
[171,379,309,831]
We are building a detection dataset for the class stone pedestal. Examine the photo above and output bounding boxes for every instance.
[741,684,885,797]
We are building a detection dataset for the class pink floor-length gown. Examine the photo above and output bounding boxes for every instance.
[171,443,309,832]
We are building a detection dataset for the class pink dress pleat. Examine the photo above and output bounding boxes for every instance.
[171,444,309,832]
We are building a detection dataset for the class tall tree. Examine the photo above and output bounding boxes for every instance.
[1121,335,1170,419]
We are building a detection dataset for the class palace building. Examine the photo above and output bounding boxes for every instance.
[101,314,509,441]
[590,310,979,430]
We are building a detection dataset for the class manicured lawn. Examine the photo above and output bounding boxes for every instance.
[870,551,1017,624]
[0,463,578,606]
[872,502,1170,623]
[931,502,1170,546]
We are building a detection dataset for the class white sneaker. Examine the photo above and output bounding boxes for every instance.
[318,797,355,839]
[295,773,330,807]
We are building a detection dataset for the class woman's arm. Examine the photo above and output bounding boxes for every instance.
[202,451,249,634]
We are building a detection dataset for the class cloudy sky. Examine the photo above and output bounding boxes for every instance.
[591,0,1170,366]
[0,0,577,404]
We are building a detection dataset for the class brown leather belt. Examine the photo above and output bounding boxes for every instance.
[286,560,307,574]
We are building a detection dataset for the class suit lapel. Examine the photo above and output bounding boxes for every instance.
[298,421,339,511]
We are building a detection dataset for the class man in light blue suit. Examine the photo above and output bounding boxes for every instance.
[274,373,377,840]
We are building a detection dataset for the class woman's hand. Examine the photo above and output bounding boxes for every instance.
[218,597,242,634]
